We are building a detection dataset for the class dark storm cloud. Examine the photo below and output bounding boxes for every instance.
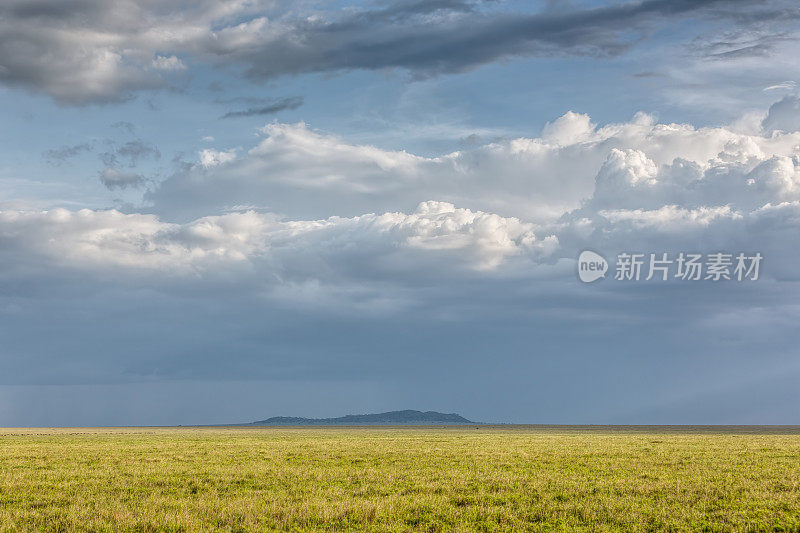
[0,0,795,104]
[221,96,304,119]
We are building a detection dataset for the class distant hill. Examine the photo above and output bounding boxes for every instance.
[247,410,477,426]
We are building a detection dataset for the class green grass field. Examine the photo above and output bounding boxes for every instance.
[1,426,799,532]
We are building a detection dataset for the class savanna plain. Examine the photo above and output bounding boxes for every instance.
[1,426,799,532]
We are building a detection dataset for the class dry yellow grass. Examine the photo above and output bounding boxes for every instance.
[0,426,799,531]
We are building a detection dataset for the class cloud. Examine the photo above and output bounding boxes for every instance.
[763,81,796,92]
[689,29,796,61]
[221,96,304,119]
[11,105,800,284]
[43,143,92,165]
[0,0,241,104]
[762,95,800,133]
[632,71,664,78]
[151,55,186,71]
[99,168,145,190]
[0,202,555,278]
[206,0,765,82]
[137,102,800,288]
[0,0,794,104]
[100,140,161,168]
[198,148,237,168]
[540,111,595,145]
[147,108,800,224]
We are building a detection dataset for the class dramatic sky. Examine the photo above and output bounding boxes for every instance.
[2,0,800,426]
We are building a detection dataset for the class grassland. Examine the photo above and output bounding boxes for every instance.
[1,426,800,532]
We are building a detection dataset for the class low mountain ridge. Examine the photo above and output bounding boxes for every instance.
[248,409,476,426]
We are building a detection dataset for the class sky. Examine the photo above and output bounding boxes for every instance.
[1,0,800,426]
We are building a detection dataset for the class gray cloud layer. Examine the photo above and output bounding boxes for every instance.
[0,0,795,104]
